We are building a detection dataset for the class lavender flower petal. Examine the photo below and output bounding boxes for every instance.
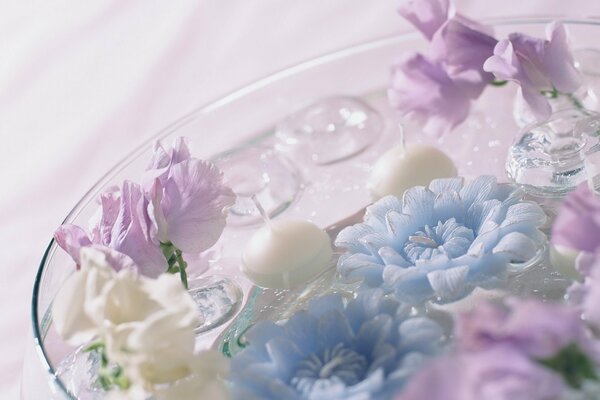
[151,159,235,253]
[552,183,600,254]
[396,345,566,400]
[107,181,167,277]
[144,137,192,185]
[54,182,164,277]
[398,0,453,40]
[389,53,474,137]
[54,224,92,264]
[430,16,497,83]
[484,21,581,121]
[456,299,590,359]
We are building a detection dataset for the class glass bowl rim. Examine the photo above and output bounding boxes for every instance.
[30,15,600,398]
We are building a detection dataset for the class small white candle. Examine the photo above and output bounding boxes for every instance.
[242,220,333,289]
[367,144,458,200]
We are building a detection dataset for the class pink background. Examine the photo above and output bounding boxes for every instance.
[2,1,599,398]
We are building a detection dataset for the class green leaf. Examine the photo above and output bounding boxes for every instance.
[98,375,111,391]
[84,341,105,353]
[111,366,131,390]
[538,344,599,389]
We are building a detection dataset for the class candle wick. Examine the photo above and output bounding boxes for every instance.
[251,195,273,228]
[397,123,406,152]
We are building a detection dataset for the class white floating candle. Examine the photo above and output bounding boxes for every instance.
[242,220,333,289]
[368,144,458,200]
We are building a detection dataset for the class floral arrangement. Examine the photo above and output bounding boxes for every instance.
[55,137,235,285]
[52,247,229,399]
[390,0,583,135]
[397,298,600,399]
[47,0,600,399]
[52,137,235,399]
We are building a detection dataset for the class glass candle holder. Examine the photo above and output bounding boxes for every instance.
[506,109,600,198]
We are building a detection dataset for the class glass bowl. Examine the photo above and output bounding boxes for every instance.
[22,17,600,399]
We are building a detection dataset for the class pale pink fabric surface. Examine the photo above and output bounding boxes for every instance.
[1,1,599,398]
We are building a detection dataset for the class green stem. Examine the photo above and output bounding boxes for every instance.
[84,341,130,391]
[175,249,188,289]
[160,241,189,288]
[566,92,584,110]
[542,88,559,99]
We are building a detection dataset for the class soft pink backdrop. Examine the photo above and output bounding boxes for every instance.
[2,1,599,398]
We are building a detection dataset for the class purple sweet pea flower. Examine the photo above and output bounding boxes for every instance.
[399,0,497,79]
[430,16,497,83]
[144,137,191,184]
[483,21,582,121]
[398,0,454,40]
[392,0,497,136]
[397,298,600,400]
[567,255,600,331]
[552,183,600,255]
[456,299,593,359]
[389,53,477,137]
[145,138,235,253]
[55,181,167,277]
[54,224,92,265]
[396,345,566,400]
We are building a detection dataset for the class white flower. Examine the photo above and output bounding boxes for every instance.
[52,247,229,398]
[52,247,115,345]
[103,273,199,386]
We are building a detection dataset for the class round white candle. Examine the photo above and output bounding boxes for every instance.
[549,244,581,280]
[242,220,333,289]
[367,144,458,200]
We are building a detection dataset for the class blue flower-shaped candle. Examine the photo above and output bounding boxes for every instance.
[230,290,443,399]
[335,176,546,305]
